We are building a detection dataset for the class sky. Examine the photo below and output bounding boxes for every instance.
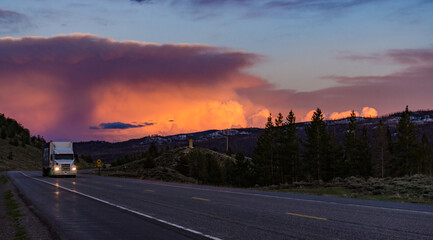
[0,0,432,142]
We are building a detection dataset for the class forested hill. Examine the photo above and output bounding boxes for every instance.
[0,113,46,171]
[75,109,433,163]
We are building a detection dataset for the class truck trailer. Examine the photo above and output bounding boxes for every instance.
[42,142,77,177]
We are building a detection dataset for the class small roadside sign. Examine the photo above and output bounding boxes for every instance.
[97,159,102,176]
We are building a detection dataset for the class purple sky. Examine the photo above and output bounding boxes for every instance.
[0,0,432,141]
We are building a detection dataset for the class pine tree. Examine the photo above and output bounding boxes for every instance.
[273,113,285,183]
[275,113,284,127]
[304,108,330,180]
[234,151,254,186]
[328,131,343,180]
[148,142,159,159]
[419,132,433,176]
[371,120,392,177]
[283,110,300,183]
[0,127,6,139]
[394,106,418,176]
[253,114,275,185]
[358,126,372,177]
[343,111,359,177]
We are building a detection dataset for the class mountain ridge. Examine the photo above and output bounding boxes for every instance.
[74,110,433,162]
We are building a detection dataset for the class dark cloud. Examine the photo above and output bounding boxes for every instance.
[0,9,32,33]
[338,48,433,66]
[0,34,260,86]
[130,0,153,3]
[90,122,155,130]
[159,0,387,19]
[264,0,381,11]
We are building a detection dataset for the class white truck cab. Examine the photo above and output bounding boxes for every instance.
[43,142,77,177]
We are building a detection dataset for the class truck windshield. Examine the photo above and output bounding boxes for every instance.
[54,154,74,160]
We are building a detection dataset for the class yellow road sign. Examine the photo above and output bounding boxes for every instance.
[97,159,102,164]
[97,163,102,168]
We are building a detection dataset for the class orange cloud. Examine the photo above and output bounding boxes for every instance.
[328,110,358,120]
[361,107,378,118]
[302,110,318,122]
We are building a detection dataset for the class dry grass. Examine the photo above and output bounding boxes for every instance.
[0,139,42,171]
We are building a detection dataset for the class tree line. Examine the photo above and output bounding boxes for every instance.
[251,106,433,186]
[0,113,45,149]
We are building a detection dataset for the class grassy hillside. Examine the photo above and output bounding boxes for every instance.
[0,138,42,171]
[102,147,238,184]
[0,113,46,171]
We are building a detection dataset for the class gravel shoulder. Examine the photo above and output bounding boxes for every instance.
[0,171,57,240]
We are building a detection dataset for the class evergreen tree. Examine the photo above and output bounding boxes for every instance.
[207,156,222,185]
[283,110,300,183]
[419,132,433,176]
[304,108,330,180]
[226,147,233,156]
[394,106,418,176]
[148,142,159,159]
[343,111,359,177]
[275,113,284,127]
[273,113,285,183]
[358,126,372,177]
[328,131,343,179]
[253,114,275,185]
[371,120,392,177]
[0,127,6,139]
[234,151,254,186]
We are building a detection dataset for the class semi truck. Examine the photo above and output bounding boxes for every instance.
[42,141,77,177]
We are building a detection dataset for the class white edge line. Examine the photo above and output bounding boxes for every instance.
[19,172,222,240]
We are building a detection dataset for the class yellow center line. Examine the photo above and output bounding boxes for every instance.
[145,189,155,192]
[114,184,122,188]
[286,212,327,220]
[192,197,210,202]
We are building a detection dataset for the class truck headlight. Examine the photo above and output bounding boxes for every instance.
[54,167,60,171]
[72,167,76,171]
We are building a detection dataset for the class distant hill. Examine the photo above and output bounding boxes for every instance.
[75,110,433,162]
[104,146,237,184]
[0,113,46,171]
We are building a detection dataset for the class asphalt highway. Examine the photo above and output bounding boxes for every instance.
[7,171,433,240]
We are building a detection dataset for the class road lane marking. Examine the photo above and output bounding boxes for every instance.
[114,184,122,188]
[145,189,155,192]
[19,171,433,216]
[286,212,327,220]
[192,197,210,201]
[19,172,222,240]
[134,180,433,216]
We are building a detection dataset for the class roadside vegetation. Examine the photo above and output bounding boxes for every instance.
[261,174,433,205]
[1,173,27,240]
[0,113,46,171]
[3,190,27,240]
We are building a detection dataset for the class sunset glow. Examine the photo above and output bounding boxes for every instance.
[1,1,432,141]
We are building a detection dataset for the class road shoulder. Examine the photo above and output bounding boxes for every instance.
[0,171,57,240]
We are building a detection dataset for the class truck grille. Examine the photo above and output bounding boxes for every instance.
[61,164,70,171]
